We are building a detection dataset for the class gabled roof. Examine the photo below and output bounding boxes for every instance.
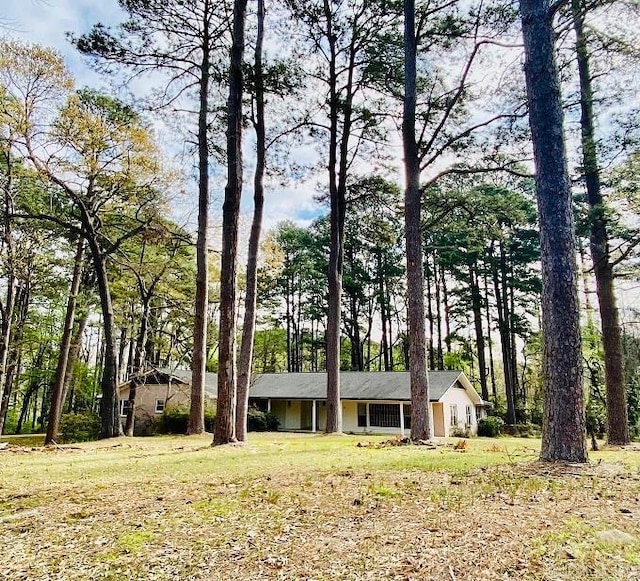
[251,371,466,401]
[117,368,189,389]
[169,369,481,404]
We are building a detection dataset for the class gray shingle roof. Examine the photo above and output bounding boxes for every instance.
[171,369,472,402]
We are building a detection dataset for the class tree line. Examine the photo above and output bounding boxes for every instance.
[0,0,638,460]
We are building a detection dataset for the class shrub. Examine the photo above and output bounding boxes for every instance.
[450,426,470,438]
[247,407,280,432]
[152,407,278,435]
[154,407,216,434]
[477,416,504,438]
[59,411,100,443]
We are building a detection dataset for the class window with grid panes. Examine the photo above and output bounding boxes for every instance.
[369,404,400,427]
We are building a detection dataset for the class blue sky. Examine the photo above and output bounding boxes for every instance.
[3,0,124,88]
[2,0,324,235]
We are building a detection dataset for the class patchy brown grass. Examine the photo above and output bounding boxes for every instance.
[0,434,638,580]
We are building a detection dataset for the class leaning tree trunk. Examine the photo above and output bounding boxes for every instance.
[520,0,587,462]
[189,7,212,435]
[63,312,89,413]
[236,0,265,442]
[214,0,248,446]
[45,239,85,445]
[572,0,629,445]
[404,0,431,441]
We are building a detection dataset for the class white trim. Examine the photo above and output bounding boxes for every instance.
[312,400,317,433]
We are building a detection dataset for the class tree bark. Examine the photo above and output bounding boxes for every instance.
[469,258,489,401]
[214,0,248,446]
[63,312,89,413]
[404,0,431,441]
[45,239,85,445]
[236,0,265,442]
[493,248,516,423]
[571,0,629,445]
[189,0,213,435]
[91,247,122,439]
[324,0,348,434]
[124,295,151,436]
[0,149,17,437]
[520,0,587,461]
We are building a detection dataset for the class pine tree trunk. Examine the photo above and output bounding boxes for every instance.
[520,0,587,462]
[125,295,150,437]
[236,0,265,442]
[470,259,489,401]
[404,0,430,441]
[442,265,452,359]
[493,255,516,424]
[434,258,444,370]
[189,4,212,435]
[425,255,435,369]
[483,268,497,401]
[325,0,346,434]
[214,0,248,445]
[0,274,16,437]
[571,0,629,445]
[63,312,88,413]
[45,239,85,445]
[92,248,122,439]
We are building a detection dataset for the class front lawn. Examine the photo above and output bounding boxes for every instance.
[0,434,638,579]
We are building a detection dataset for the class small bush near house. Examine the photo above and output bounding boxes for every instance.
[502,423,539,437]
[450,426,471,438]
[247,407,280,432]
[154,408,216,434]
[477,416,504,438]
[153,407,279,434]
[59,411,100,443]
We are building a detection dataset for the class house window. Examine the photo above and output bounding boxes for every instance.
[155,399,165,414]
[369,404,400,428]
[119,399,131,417]
[357,403,367,427]
[466,405,473,426]
[450,404,459,426]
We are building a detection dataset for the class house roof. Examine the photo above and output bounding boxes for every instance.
[117,368,189,389]
[170,369,482,404]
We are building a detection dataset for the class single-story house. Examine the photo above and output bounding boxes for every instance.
[119,369,487,437]
[117,369,209,433]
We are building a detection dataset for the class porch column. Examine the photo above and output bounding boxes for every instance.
[312,400,317,433]
[399,402,405,436]
[366,402,370,430]
[267,399,271,412]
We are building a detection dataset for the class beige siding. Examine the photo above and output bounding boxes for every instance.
[440,386,478,436]
[342,400,359,432]
[118,381,213,433]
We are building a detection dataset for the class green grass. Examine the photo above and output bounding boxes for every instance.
[1,433,638,580]
[0,433,542,488]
